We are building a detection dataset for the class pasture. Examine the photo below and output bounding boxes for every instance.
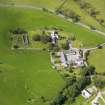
[88,47,105,73]
[0,1,105,105]
[1,0,105,32]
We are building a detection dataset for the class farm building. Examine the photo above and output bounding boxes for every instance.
[50,31,58,44]
[82,89,92,99]
[64,47,84,68]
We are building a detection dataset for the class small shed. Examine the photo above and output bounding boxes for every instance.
[81,89,92,99]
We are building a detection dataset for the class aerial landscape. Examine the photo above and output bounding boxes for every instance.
[0,0,105,105]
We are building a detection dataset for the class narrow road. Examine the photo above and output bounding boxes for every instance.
[0,3,105,37]
[82,42,105,52]
[0,3,42,10]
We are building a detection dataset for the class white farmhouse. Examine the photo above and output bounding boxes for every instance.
[82,89,92,99]
[63,40,84,67]
[50,31,58,44]
[64,48,84,67]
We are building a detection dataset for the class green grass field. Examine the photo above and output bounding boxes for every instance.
[60,0,105,32]
[87,0,105,20]
[1,0,105,32]
[0,6,66,105]
[0,51,65,105]
[0,1,105,105]
[0,7,105,48]
[88,47,105,73]
[0,0,64,10]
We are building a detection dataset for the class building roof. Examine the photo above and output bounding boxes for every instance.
[50,31,58,44]
[64,48,83,66]
[82,89,92,99]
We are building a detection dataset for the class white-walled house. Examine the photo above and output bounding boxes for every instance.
[64,47,84,67]
[82,89,92,99]
[50,31,58,44]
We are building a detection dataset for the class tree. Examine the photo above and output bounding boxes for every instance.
[67,11,81,22]
[98,19,105,25]
[66,40,70,50]
[93,76,105,89]
[97,44,103,49]
[53,45,60,52]
[51,93,67,105]
[80,66,95,76]
[69,34,76,41]
[66,76,91,103]
[41,96,46,102]
[40,35,50,43]
[32,35,41,41]
[11,28,27,35]
[42,8,49,12]
[55,8,65,15]
[90,25,96,30]
[61,43,67,50]
[68,84,79,99]
[72,15,81,22]
[66,76,76,87]
[32,35,51,43]
[76,77,91,91]
[90,9,99,18]
[13,45,19,49]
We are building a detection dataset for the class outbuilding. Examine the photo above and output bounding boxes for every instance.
[50,31,58,44]
[82,89,92,99]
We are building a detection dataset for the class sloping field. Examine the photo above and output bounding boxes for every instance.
[0,51,65,105]
[0,0,64,10]
[88,47,105,73]
[86,0,105,19]
[0,2,105,105]
[0,7,105,48]
[0,7,66,105]
[60,0,105,32]
[1,0,105,32]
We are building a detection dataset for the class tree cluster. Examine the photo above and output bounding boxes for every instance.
[10,28,27,35]
[93,76,105,89]
[80,66,96,76]
[66,76,91,103]
[32,34,51,44]
[50,93,67,105]
[56,9,81,22]
[73,0,105,27]
[48,44,60,52]
[51,68,92,105]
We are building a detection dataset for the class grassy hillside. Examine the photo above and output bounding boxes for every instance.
[0,0,64,9]
[60,0,105,32]
[88,47,105,73]
[0,7,105,48]
[0,7,66,105]
[0,0,105,32]
[0,50,65,105]
[0,2,105,105]
[87,0,105,19]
